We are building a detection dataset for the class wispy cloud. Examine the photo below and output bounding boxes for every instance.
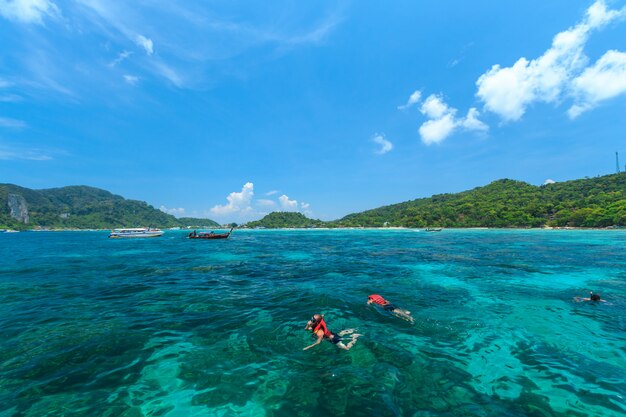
[256,199,276,207]
[109,50,132,67]
[0,0,60,24]
[159,205,185,216]
[0,117,27,129]
[372,133,393,154]
[265,190,279,196]
[123,74,139,85]
[0,145,53,160]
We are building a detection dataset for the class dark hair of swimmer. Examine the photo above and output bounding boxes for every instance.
[590,293,601,301]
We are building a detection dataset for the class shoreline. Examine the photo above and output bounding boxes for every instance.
[3,226,624,233]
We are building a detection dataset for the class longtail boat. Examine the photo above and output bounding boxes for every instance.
[188,228,233,240]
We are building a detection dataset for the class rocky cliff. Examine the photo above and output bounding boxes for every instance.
[7,193,29,224]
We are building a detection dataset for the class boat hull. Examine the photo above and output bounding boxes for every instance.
[187,234,230,239]
[187,228,233,240]
[109,228,164,238]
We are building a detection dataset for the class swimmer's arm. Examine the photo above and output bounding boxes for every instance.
[303,332,324,351]
[366,299,373,305]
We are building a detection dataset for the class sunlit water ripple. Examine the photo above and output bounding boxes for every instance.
[0,229,625,417]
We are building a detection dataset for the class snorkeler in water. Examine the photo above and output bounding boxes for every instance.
[367,294,414,323]
[303,314,361,351]
[575,291,607,303]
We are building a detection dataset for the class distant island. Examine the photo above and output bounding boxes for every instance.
[3,173,625,230]
[328,174,625,228]
[246,212,325,229]
[0,184,218,230]
[245,173,625,229]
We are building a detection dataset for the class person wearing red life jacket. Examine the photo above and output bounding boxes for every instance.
[303,314,361,351]
[367,294,414,323]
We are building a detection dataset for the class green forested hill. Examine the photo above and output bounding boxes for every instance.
[246,212,325,228]
[176,217,220,228]
[333,174,626,228]
[0,184,218,230]
[4,174,625,230]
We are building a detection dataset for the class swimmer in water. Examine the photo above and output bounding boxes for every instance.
[575,291,606,303]
[303,314,361,351]
[367,294,414,323]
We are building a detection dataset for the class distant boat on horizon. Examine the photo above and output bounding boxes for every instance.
[188,228,233,240]
[108,228,164,238]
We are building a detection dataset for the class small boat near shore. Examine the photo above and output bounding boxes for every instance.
[188,228,233,240]
[425,227,443,232]
[109,228,164,238]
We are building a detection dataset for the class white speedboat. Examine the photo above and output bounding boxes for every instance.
[108,228,164,238]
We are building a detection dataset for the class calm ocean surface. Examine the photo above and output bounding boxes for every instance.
[0,229,625,417]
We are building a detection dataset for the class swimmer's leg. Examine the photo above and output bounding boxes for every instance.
[338,328,357,336]
[335,342,350,351]
[345,334,361,350]
[392,309,414,323]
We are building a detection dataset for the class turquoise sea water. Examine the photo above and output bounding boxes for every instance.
[0,229,625,417]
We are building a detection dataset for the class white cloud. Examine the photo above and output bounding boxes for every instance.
[421,94,452,119]
[278,194,299,211]
[543,179,556,185]
[0,0,59,24]
[476,0,626,121]
[276,194,313,216]
[419,114,458,145]
[123,74,139,85]
[265,190,279,196]
[418,94,488,145]
[210,182,254,217]
[160,205,185,216]
[372,133,393,154]
[0,117,27,129]
[397,90,422,110]
[135,34,154,55]
[460,107,489,132]
[568,50,626,118]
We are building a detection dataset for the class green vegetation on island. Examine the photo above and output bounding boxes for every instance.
[3,173,625,231]
[245,212,325,229]
[0,184,218,230]
[332,174,626,228]
[176,217,220,228]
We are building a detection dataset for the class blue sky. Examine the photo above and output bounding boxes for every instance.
[1,0,626,222]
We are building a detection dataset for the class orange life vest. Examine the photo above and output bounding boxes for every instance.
[313,318,332,338]
[368,294,388,306]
